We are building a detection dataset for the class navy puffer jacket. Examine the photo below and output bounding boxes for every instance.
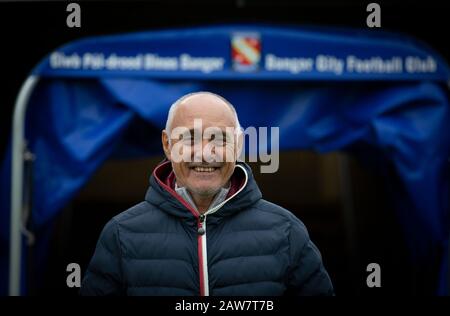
[80,160,334,296]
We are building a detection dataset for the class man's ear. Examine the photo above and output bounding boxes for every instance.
[162,130,171,161]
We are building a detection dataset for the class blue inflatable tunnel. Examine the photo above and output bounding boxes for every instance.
[1,24,450,295]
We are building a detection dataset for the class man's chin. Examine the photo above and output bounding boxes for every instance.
[188,185,221,197]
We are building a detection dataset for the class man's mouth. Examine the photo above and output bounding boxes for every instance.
[189,164,222,173]
[192,166,217,173]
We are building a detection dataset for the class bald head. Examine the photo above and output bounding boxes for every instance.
[165,92,241,135]
[161,92,243,205]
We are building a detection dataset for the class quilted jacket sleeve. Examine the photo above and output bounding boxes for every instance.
[286,216,335,296]
[80,219,124,296]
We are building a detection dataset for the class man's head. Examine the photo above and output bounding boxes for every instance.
[162,92,243,198]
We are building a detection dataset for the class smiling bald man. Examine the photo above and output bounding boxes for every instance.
[80,92,334,296]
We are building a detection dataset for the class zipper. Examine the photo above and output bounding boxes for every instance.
[197,214,209,296]
[153,162,208,296]
[153,161,249,296]
[194,165,249,296]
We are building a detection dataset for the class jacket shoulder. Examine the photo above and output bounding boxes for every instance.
[252,199,311,245]
[112,201,156,221]
[109,201,161,232]
[253,199,308,228]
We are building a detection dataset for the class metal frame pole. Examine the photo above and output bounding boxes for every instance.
[9,76,39,296]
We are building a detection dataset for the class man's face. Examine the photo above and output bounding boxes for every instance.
[162,94,241,198]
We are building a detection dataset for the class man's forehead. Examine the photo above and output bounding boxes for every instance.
[172,94,236,127]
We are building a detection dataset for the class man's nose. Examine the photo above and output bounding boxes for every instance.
[192,138,215,162]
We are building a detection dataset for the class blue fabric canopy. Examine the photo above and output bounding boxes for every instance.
[1,24,449,295]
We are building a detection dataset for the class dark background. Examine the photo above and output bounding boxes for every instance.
[1,0,449,296]
[1,0,450,155]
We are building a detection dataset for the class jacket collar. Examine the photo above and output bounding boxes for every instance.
[145,159,262,221]
[175,182,230,214]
